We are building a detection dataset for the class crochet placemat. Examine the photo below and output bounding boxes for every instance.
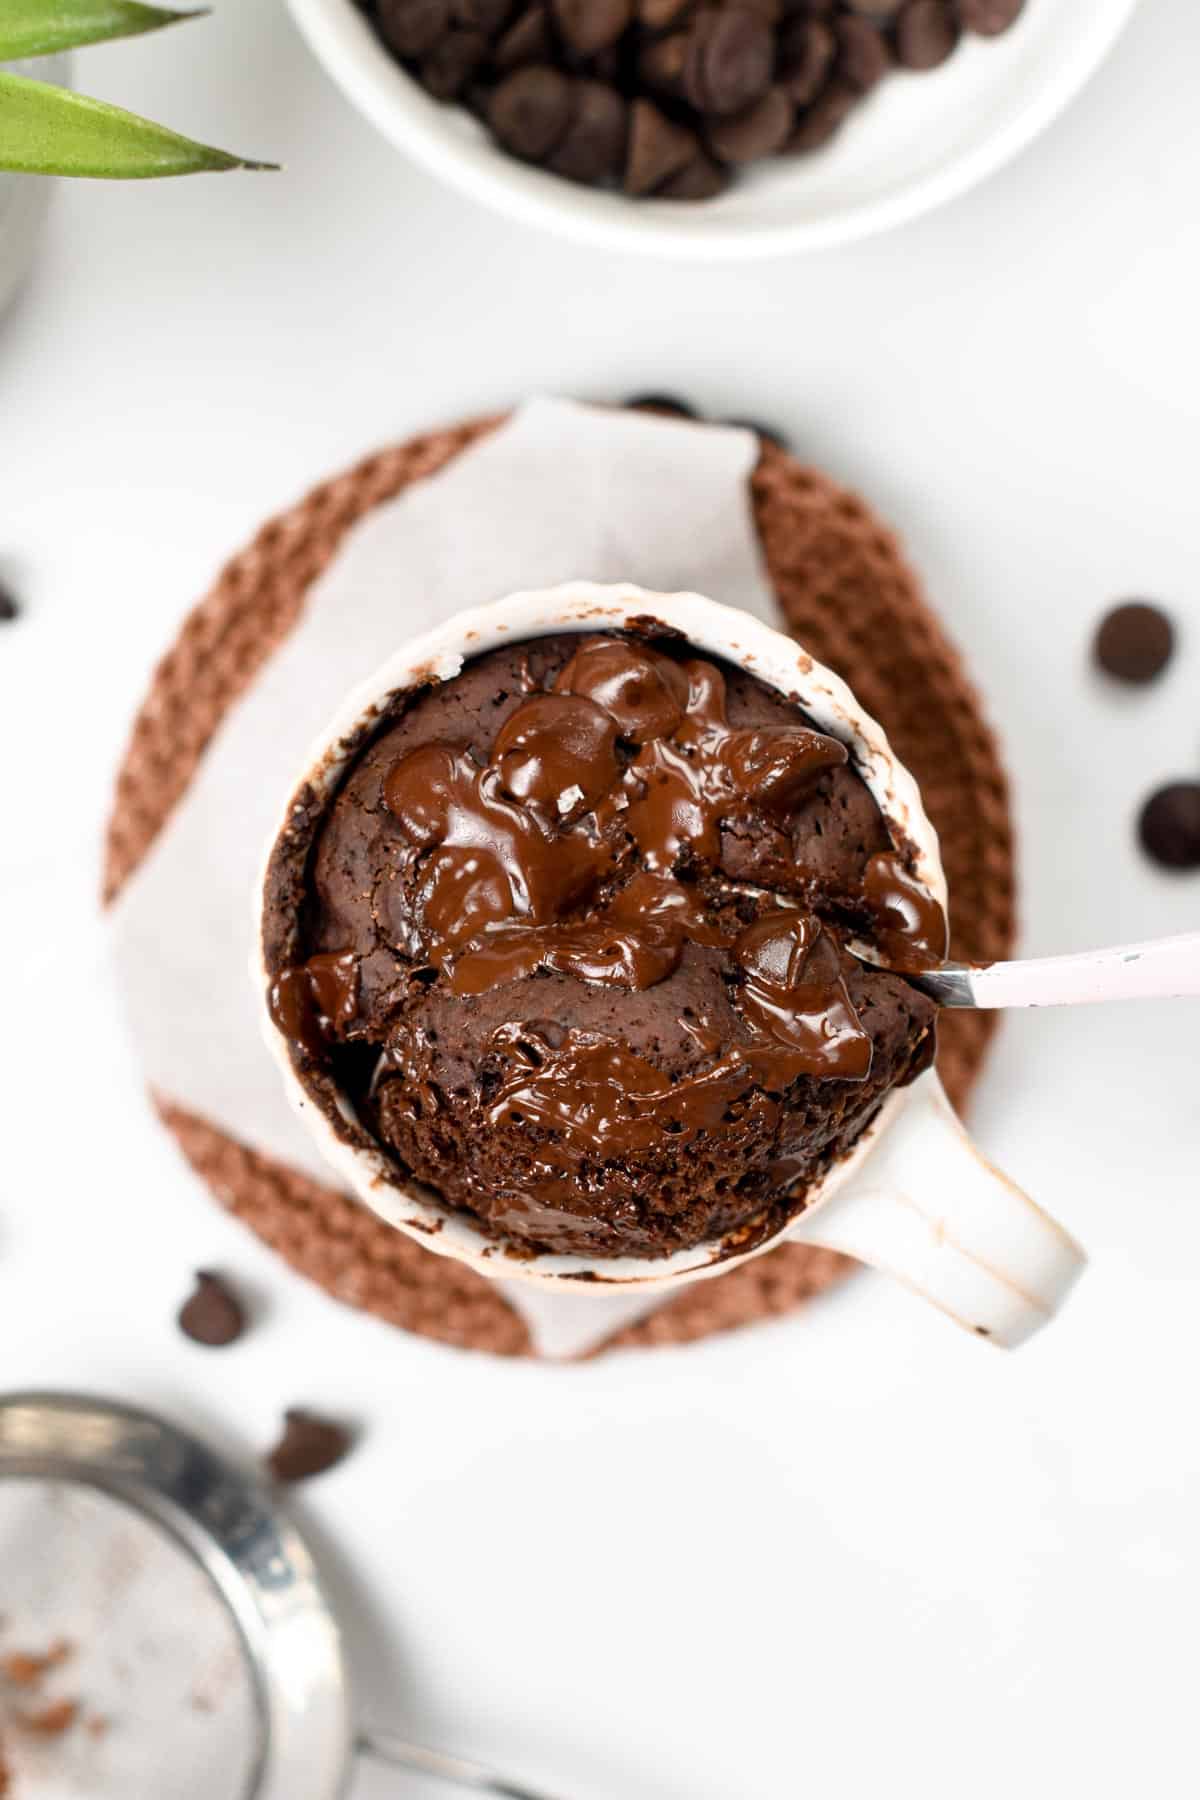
[104,414,1016,1357]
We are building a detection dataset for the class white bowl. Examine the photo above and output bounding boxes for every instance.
[288,0,1138,259]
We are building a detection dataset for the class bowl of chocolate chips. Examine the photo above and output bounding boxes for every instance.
[289,0,1138,255]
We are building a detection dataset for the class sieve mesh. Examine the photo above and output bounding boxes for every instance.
[0,1481,259,1800]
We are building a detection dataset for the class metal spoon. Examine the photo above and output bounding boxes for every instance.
[857,929,1200,1008]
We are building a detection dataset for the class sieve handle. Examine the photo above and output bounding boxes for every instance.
[358,1728,564,1798]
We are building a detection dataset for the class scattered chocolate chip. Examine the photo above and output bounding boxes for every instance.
[625,393,698,417]
[488,65,573,157]
[177,1271,247,1347]
[377,0,452,57]
[1094,602,1175,685]
[707,84,793,160]
[0,582,18,624]
[956,0,1023,33]
[493,3,550,67]
[266,1410,355,1483]
[835,12,891,88]
[895,0,958,68]
[548,81,628,182]
[1138,783,1200,871]
[778,17,835,105]
[625,97,696,192]
[658,151,728,198]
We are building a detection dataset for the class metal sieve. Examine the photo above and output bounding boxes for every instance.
[0,1393,559,1800]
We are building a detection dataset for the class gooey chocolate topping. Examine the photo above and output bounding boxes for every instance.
[264,631,947,1259]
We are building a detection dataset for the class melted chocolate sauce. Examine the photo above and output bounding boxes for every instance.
[862,851,949,973]
[382,639,850,999]
[479,1021,782,1237]
[269,951,359,1059]
[382,741,614,956]
[733,912,873,1080]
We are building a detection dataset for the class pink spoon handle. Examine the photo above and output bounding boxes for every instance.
[929,931,1200,1009]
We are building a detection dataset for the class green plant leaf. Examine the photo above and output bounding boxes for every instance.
[0,71,276,175]
[0,0,204,61]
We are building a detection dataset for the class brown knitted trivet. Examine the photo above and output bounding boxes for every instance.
[104,415,1016,1358]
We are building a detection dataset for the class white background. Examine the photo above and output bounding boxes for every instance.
[2,1,1199,1795]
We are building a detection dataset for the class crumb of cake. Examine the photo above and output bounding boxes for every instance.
[16,1698,79,1737]
[1,1643,72,1689]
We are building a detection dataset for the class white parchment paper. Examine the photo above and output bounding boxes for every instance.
[109,397,777,1357]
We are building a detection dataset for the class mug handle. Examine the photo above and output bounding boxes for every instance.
[787,1071,1085,1347]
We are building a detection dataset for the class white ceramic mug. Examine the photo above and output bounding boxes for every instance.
[257,582,1085,1346]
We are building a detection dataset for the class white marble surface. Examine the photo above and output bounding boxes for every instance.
[1,2,1198,1795]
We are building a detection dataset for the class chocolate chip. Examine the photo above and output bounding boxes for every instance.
[739,0,782,23]
[722,417,790,449]
[1094,602,1175,684]
[956,0,1023,33]
[637,30,689,96]
[548,80,628,181]
[552,0,632,53]
[685,7,774,116]
[625,97,697,192]
[377,0,451,56]
[0,582,18,625]
[778,17,835,106]
[488,65,573,156]
[177,1271,246,1347]
[637,0,693,24]
[463,77,495,114]
[453,0,512,29]
[376,0,1033,199]
[626,393,698,416]
[707,85,793,160]
[895,0,958,68]
[266,1410,354,1483]
[835,13,891,89]
[785,74,858,150]
[658,151,728,197]
[421,26,488,95]
[493,4,550,67]
[1138,783,1200,872]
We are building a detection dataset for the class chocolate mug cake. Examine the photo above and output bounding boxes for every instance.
[262,617,947,1261]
